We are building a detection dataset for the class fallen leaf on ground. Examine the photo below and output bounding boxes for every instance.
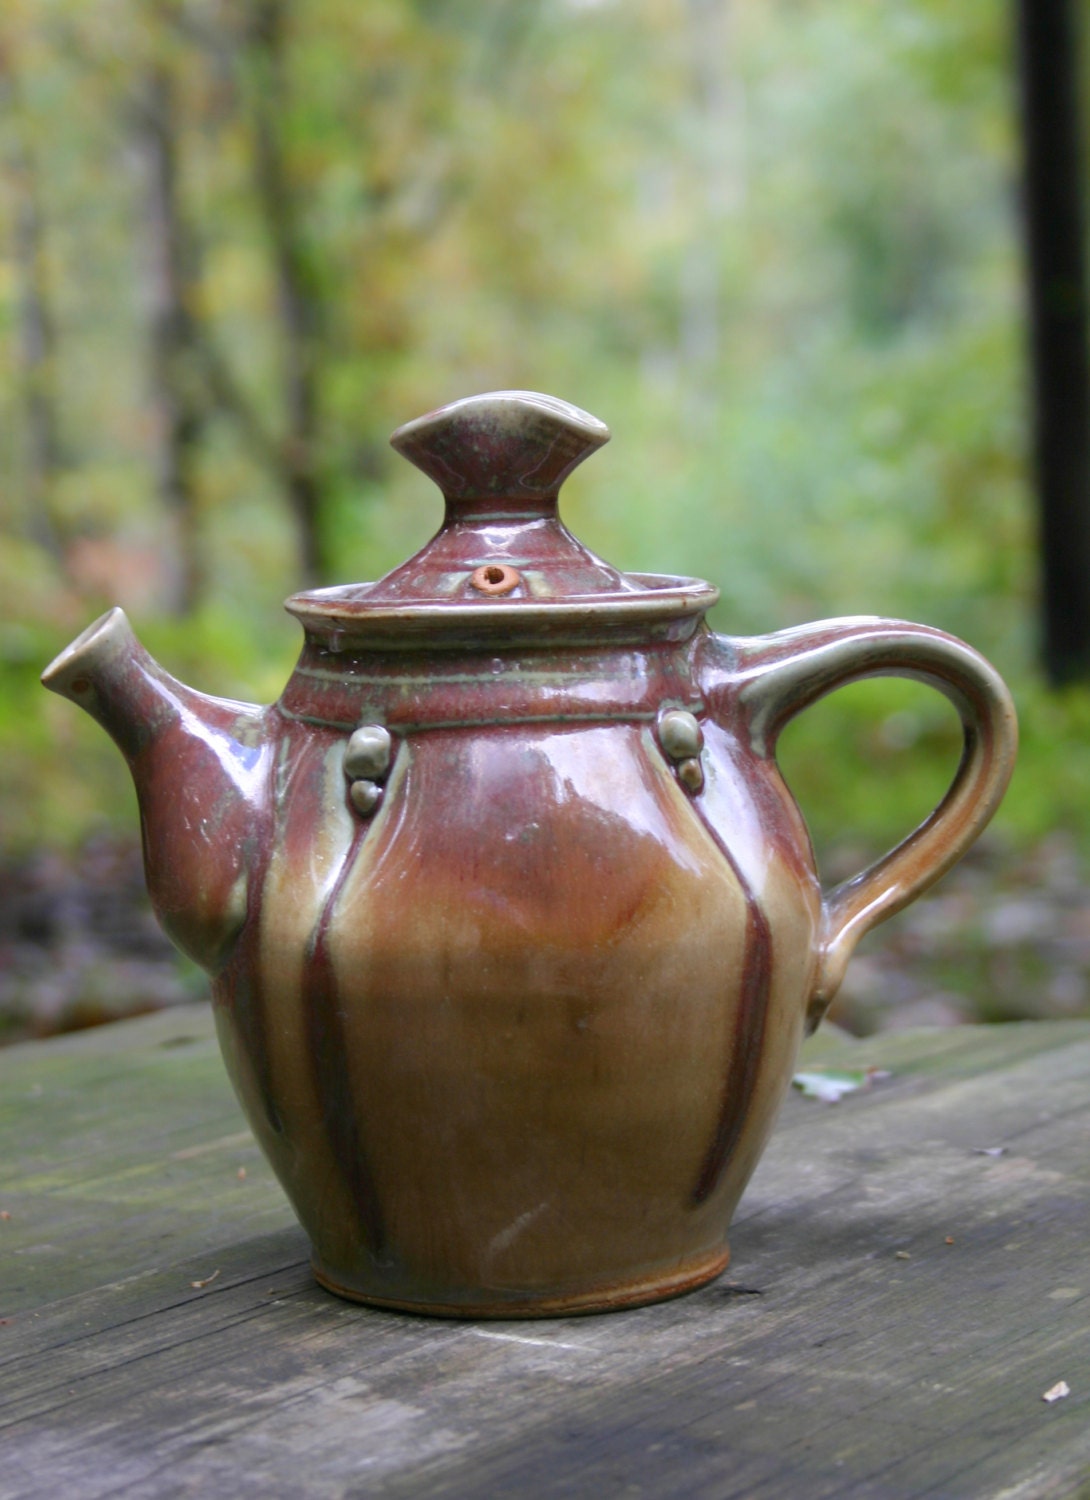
[1043,1381,1070,1403]
[792,1068,890,1103]
[190,1269,221,1290]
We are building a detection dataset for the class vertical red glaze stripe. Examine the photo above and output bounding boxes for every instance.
[688,811,773,1206]
[221,832,283,1140]
[302,820,387,1260]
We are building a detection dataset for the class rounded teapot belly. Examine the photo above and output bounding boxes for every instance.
[212,720,820,1316]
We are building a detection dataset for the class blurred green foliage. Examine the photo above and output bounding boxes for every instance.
[1,0,1088,870]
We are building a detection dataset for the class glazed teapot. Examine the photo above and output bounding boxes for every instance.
[42,391,1017,1317]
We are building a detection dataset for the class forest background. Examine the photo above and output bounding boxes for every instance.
[2,0,1089,1039]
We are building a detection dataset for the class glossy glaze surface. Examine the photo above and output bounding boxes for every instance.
[41,391,1019,1316]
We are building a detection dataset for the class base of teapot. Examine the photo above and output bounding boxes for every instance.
[310,1244,731,1319]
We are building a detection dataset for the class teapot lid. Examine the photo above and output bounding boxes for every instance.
[285,391,717,648]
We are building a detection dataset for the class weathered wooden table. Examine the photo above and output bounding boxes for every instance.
[1,1006,1088,1499]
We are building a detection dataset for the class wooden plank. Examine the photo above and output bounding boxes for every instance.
[0,1006,289,1314]
[1,1007,1089,1498]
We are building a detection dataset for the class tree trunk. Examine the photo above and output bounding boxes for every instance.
[133,60,206,616]
[0,62,64,560]
[246,0,325,585]
[1015,0,1090,684]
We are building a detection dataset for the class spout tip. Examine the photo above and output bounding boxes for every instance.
[41,607,133,701]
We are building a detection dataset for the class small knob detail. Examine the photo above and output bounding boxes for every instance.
[658,710,705,796]
[344,724,394,818]
[345,725,392,780]
[658,710,704,761]
[349,780,383,816]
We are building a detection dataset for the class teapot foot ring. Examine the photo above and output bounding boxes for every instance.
[309,1244,731,1319]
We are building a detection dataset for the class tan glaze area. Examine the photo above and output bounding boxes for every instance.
[213,727,373,1275]
[41,393,1019,1318]
[298,724,748,1307]
[216,711,829,1314]
[214,713,831,1314]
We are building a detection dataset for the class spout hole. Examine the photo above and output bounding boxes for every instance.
[470,564,520,596]
[70,678,91,694]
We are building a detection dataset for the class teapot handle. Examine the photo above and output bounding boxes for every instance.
[696,618,1018,1029]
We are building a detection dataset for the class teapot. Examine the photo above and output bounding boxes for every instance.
[42,391,1017,1317]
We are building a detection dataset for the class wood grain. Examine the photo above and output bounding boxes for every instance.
[2,1006,1089,1498]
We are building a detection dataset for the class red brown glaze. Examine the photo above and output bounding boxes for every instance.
[41,392,1019,1316]
[41,608,271,973]
[694,621,1019,1029]
[301,816,387,1259]
[688,835,773,1208]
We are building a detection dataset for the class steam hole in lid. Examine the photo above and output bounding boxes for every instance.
[470,564,520,595]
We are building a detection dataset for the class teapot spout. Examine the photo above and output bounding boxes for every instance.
[42,608,273,973]
[43,607,167,758]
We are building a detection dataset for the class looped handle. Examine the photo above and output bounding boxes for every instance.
[703,618,1018,1031]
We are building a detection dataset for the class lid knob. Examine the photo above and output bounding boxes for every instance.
[390,391,610,515]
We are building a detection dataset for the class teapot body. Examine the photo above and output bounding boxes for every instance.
[212,628,821,1314]
[42,391,1017,1317]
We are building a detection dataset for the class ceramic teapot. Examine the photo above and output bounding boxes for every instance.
[42,391,1017,1317]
